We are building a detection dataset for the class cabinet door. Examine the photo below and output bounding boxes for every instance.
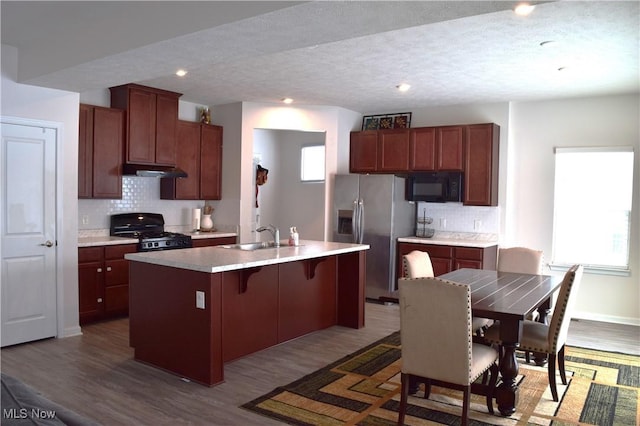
[78,260,104,324]
[278,257,337,342]
[437,126,464,171]
[349,131,378,173]
[78,247,104,325]
[155,93,178,165]
[410,127,437,171]
[127,88,156,164]
[200,124,223,200]
[377,129,410,172]
[174,121,201,199]
[78,104,93,198]
[464,124,499,206]
[92,107,123,198]
[222,266,279,362]
[104,245,136,315]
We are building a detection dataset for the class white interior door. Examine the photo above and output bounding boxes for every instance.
[1,121,57,347]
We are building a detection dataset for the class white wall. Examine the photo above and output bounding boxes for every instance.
[253,129,325,242]
[1,44,81,338]
[235,103,358,242]
[510,94,639,325]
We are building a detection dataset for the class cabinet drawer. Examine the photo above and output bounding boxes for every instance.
[105,244,137,259]
[78,247,103,263]
[421,245,454,259]
[455,247,483,261]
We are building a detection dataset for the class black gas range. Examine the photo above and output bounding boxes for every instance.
[110,213,192,252]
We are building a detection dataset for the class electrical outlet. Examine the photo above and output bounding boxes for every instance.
[474,220,482,231]
[196,291,205,309]
[440,218,447,228]
[81,215,89,225]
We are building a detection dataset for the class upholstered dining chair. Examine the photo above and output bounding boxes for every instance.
[483,264,584,402]
[397,277,499,426]
[402,250,490,335]
[402,250,434,278]
[497,246,544,275]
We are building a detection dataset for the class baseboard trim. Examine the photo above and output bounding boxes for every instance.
[61,325,83,338]
[572,311,640,327]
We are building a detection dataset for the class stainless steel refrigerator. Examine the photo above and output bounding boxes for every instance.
[333,174,414,300]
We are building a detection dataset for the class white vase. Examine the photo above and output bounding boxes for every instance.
[201,214,214,231]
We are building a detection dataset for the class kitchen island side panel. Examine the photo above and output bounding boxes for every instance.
[337,250,366,329]
[129,261,223,386]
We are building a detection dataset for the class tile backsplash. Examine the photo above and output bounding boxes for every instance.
[415,201,499,236]
[79,176,216,230]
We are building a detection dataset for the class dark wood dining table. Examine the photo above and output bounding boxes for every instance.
[381,268,564,417]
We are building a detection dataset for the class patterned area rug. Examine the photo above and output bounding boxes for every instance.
[242,331,639,425]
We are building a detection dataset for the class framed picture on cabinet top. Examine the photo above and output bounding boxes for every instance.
[363,116,380,130]
[361,112,411,130]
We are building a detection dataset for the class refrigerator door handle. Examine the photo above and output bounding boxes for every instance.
[352,199,359,243]
[355,199,364,244]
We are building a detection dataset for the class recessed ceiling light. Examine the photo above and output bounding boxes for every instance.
[282,98,293,104]
[514,3,535,16]
[396,83,411,92]
[176,69,188,77]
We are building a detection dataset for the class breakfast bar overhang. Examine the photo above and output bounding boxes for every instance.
[125,241,368,386]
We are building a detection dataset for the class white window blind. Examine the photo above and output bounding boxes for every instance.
[300,145,325,182]
[552,147,634,274]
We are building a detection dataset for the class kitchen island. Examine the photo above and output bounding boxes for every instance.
[125,240,368,386]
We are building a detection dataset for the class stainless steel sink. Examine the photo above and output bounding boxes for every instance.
[221,242,277,251]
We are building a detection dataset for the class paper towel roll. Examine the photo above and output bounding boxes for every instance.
[192,208,201,231]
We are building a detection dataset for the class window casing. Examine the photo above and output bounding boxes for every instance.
[551,147,634,275]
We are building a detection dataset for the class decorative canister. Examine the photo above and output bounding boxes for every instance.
[201,214,214,231]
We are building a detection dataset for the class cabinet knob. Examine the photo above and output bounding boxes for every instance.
[97,268,103,273]
[97,298,103,303]
[106,266,112,272]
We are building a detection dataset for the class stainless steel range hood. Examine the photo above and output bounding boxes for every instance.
[123,164,188,178]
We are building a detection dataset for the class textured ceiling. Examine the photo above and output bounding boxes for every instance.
[2,1,638,114]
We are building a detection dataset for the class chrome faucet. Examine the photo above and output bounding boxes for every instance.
[257,224,280,247]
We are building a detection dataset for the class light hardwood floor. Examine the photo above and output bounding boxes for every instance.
[1,303,638,425]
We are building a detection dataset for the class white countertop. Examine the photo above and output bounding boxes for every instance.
[398,234,498,248]
[125,240,369,273]
[78,231,237,247]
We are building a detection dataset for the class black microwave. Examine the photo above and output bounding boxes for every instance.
[405,172,463,202]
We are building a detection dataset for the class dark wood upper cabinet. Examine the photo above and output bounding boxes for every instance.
[464,123,499,206]
[78,104,124,199]
[200,124,223,200]
[109,83,181,166]
[437,125,464,171]
[350,122,499,204]
[410,127,437,171]
[161,121,223,200]
[377,129,410,172]
[349,131,378,173]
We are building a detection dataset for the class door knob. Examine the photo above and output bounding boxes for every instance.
[40,240,54,247]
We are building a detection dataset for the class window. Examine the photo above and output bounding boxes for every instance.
[300,145,325,182]
[552,147,634,274]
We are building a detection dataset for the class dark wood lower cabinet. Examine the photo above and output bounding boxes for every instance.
[78,244,136,325]
[396,241,497,285]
